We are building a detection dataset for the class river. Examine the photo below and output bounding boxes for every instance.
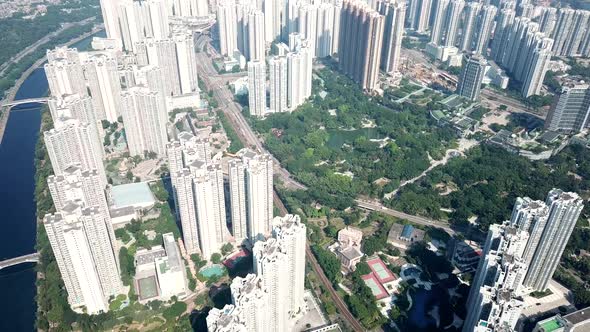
[0,32,102,331]
[0,68,45,331]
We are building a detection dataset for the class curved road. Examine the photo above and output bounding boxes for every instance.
[0,17,97,77]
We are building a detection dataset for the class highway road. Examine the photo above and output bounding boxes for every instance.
[355,199,456,235]
[0,26,104,144]
[0,17,97,77]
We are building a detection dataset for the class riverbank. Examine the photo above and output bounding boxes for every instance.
[0,25,104,145]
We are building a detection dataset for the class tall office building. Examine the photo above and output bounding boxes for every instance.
[338,0,384,92]
[44,49,87,98]
[217,0,238,56]
[379,0,406,75]
[247,60,266,117]
[523,190,584,291]
[544,84,590,133]
[252,238,289,331]
[43,205,123,314]
[83,54,123,122]
[120,87,168,157]
[463,223,529,332]
[472,5,497,55]
[228,149,273,243]
[460,2,481,52]
[269,56,288,113]
[273,214,307,317]
[457,55,486,101]
[44,118,107,186]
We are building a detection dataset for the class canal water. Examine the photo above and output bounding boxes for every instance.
[0,68,45,331]
[0,32,104,331]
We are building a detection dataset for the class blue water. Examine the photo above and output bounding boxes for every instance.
[0,68,47,331]
[199,264,225,278]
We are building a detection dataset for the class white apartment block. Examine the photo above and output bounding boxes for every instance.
[173,160,229,259]
[229,274,268,331]
[269,55,288,113]
[44,118,107,186]
[43,204,123,314]
[379,0,406,75]
[463,223,529,332]
[247,60,266,117]
[120,86,168,157]
[217,0,238,56]
[44,55,87,98]
[47,94,97,131]
[524,190,584,291]
[83,54,123,122]
[228,159,248,244]
[135,32,199,97]
[272,214,307,317]
[252,238,289,332]
[47,166,109,214]
[231,149,273,242]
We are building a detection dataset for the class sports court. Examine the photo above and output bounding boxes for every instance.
[366,257,396,283]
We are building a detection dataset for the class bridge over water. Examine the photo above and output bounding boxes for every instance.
[0,253,39,270]
[0,97,49,109]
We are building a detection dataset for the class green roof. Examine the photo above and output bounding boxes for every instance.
[540,318,565,332]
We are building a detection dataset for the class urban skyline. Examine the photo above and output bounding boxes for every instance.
[2,0,590,330]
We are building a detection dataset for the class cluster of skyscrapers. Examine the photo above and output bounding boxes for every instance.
[168,132,274,259]
[463,189,584,331]
[404,0,590,98]
[217,0,406,111]
[207,214,307,332]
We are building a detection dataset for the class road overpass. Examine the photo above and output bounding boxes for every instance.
[0,253,39,270]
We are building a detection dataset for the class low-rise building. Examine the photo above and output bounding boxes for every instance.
[533,306,590,332]
[387,224,425,249]
[133,233,188,303]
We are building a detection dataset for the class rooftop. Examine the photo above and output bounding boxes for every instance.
[564,306,590,325]
[539,317,565,332]
[110,182,156,209]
